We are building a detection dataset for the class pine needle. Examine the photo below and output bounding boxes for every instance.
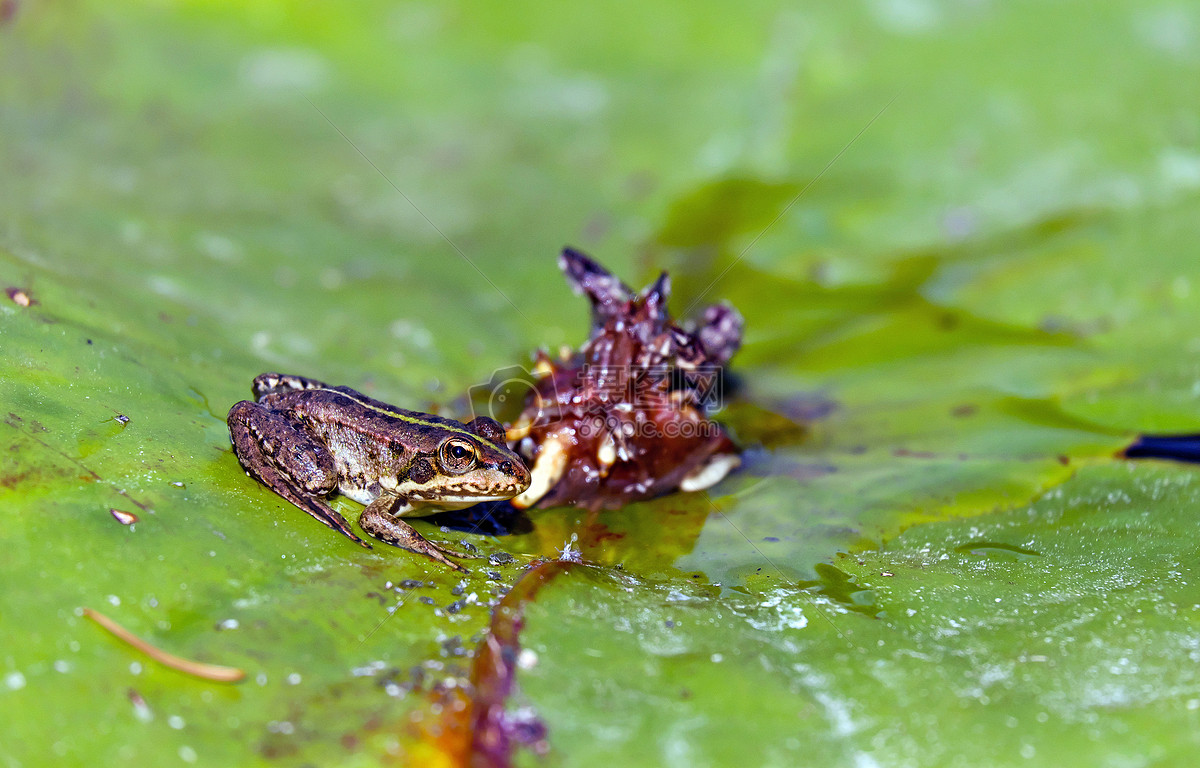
[83,608,245,683]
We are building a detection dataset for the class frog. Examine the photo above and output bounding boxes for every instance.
[227,372,531,571]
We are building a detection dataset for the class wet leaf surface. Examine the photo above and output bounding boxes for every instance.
[3,1,1200,766]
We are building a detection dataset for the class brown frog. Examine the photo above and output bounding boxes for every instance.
[228,373,531,571]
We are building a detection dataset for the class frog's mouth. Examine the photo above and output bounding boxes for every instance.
[415,491,520,509]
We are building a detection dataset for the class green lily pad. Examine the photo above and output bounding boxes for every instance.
[3,1,1200,766]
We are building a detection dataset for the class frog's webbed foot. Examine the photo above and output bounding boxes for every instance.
[359,495,475,572]
[228,400,369,548]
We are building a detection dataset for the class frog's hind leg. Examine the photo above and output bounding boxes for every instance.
[227,400,369,548]
[359,495,473,572]
[259,469,370,548]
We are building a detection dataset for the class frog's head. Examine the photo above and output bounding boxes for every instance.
[401,416,531,509]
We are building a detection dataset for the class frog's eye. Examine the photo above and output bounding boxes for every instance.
[438,438,478,475]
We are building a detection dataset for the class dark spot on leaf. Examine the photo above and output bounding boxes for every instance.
[952,404,977,417]
[797,563,880,617]
[0,468,35,489]
[956,541,1042,559]
[440,636,469,658]
[893,448,937,459]
[776,393,838,423]
[591,528,625,544]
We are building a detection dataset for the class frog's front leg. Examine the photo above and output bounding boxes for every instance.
[359,495,473,572]
[227,400,369,547]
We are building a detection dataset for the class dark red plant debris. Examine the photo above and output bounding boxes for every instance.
[508,247,743,510]
[417,558,566,767]
[463,559,561,766]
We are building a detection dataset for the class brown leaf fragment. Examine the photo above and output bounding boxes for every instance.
[110,508,139,525]
[511,248,743,510]
[83,607,246,683]
[6,287,34,307]
[127,688,153,722]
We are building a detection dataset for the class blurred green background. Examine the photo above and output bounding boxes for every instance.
[3,1,1200,766]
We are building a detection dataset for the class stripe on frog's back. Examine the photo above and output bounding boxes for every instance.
[308,385,483,442]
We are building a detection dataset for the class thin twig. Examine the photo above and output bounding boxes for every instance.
[83,608,245,683]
